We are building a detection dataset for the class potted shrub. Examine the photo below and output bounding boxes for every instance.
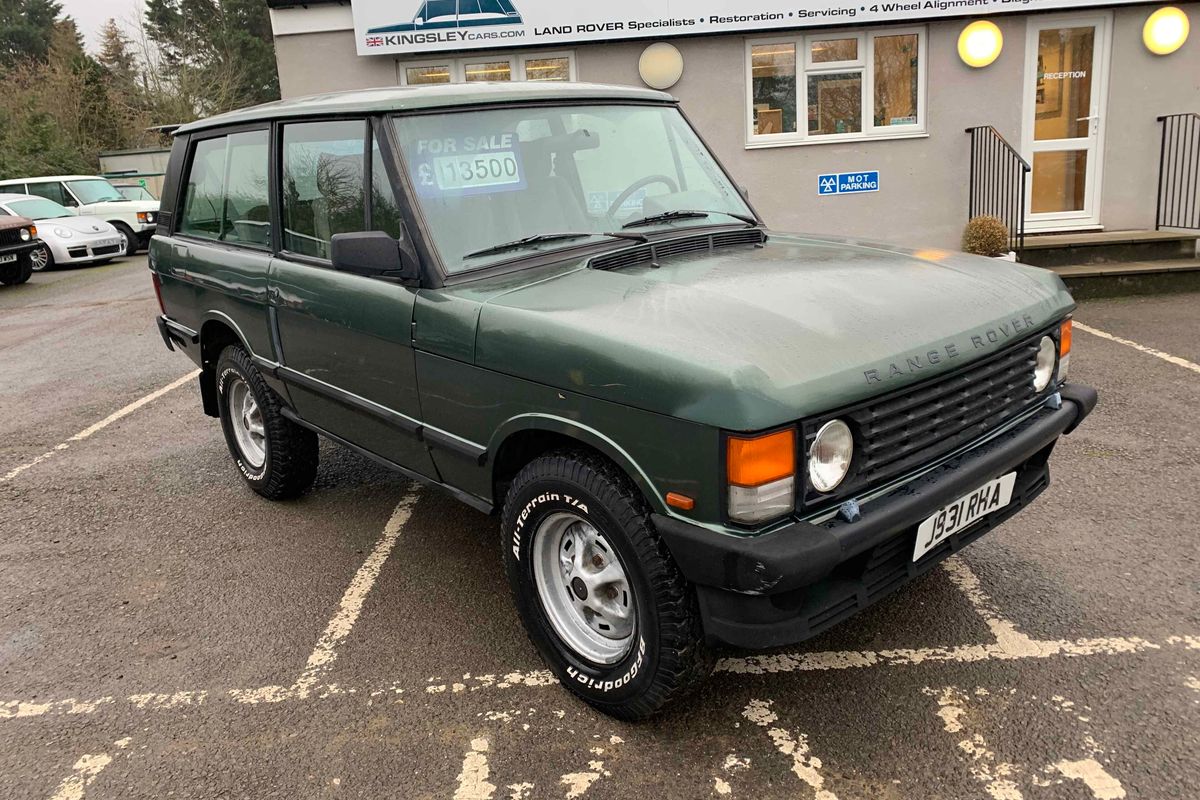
[962,215,1016,261]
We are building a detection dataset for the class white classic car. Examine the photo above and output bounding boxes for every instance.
[0,175,158,256]
[0,194,125,271]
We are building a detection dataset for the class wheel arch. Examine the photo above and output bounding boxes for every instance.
[488,415,668,516]
[197,313,253,418]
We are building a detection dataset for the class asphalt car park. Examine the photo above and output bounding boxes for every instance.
[1,257,1197,799]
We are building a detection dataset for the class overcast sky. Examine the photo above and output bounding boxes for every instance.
[61,0,147,51]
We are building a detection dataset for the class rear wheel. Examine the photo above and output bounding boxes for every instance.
[29,244,52,272]
[216,345,318,500]
[502,450,713,720]
[113,222,137,256]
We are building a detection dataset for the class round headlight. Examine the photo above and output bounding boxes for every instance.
[1033,335,1056,392]
[18,227,31,241]
[809,419,854,493]
[54,227,73,239]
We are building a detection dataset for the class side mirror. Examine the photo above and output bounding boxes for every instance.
[330,231,420,284]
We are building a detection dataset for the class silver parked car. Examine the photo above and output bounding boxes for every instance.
[0,194,125,271]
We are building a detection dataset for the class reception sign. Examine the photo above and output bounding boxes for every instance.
[351,0,1149,56]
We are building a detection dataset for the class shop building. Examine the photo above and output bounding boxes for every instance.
[266,1,1199,257]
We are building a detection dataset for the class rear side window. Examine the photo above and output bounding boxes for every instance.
[27,181,69,206]
[281,120,367,260]
[179,130,271,247]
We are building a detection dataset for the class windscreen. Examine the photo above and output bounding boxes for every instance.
[9,198,72,220]
[66,179,125,204]
[392,104,750,273]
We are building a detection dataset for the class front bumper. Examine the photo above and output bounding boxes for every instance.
[653,383,1098,649]
[50,237,125,264]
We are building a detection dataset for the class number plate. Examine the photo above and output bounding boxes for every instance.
[0,253,16,264]
[912,473,1016,562]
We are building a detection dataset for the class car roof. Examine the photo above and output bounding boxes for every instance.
[176,82,676,134]
[0,193,40,202]
[0,175,105,184]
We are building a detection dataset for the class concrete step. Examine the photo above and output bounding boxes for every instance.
[1048,257,1200,279]
[1021,229,1199,268]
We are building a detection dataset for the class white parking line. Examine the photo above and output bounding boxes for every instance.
[0,370,200,485]
[233,486,422,704]
[45,737,130,800]
[293,486,421,698]
[743,699,838,800]
[1075,322,1200,375]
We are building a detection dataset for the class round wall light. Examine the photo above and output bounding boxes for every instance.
[958,20,1004,68]
[638,42,684,90]
[1143,6,1190,55]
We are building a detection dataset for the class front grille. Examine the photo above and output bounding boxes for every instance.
[68,247,88,258]
[0,228,22,246]
[803,331,1052,510]
[589,228,766,271]
[92,245,120,256]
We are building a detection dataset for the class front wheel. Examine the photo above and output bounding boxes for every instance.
[113,223,138,256]
[29,244,52,272]
[216,345,318,500]
[502,451,713,720]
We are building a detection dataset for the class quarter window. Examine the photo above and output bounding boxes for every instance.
[748,28,925,145]
[178,130,271,246]
[281,120,367,260]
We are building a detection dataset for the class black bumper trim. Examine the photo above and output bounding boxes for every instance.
[156,315,198,352]
[652,384,1096,647]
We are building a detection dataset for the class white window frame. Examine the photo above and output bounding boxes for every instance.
[745,26,927,148]
[399,51,576,86]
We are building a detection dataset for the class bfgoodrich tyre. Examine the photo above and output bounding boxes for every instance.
[502,450,713,720]
[215,345,318,500]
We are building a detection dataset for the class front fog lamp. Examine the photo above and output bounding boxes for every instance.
[726,429,796,524]
[1033,335,1056,392]
[808,419,854,493]
[18,227,31,241]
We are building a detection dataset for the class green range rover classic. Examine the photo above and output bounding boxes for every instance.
[150,82,1096,720]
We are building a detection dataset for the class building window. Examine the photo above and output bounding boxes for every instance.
[748,28,925,146]
[399,52,575,85]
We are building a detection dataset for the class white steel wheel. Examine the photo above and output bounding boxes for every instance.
[227,376,266,469]
[532,511,636,665]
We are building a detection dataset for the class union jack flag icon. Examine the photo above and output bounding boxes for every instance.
[366,36,384,47]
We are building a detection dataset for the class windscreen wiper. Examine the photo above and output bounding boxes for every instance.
[621,209,760,230]
[464,231,648,259]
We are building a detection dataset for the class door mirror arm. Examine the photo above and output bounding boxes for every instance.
[330,231,421,286]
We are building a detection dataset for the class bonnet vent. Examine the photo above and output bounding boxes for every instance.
[589,228,766,271]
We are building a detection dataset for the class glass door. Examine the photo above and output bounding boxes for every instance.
[1022,14,1110,230]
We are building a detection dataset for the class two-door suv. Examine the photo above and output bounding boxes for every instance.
[150,83,1096,719]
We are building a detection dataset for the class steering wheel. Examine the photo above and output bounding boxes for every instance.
[605,175,679,221]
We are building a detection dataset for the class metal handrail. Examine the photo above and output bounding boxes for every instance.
[965,126,1031,255]
[1156,113,1200,231]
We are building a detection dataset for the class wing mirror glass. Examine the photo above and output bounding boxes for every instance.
[330,230,420,284]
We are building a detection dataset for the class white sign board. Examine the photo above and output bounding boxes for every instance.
[351,0,1143,56]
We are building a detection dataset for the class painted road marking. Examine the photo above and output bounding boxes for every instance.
[743,699,838,800]
[0,370,200,485]
[927,687,1128,800]
[3,633,1195,722]
[1075,322,1200,375]
[45,737,130,800]
[454,737,497,800]
[232,486,423,704]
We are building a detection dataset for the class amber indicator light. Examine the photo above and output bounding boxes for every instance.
[665,492,695,511]
[1060,319,1073,356]
[726,429,796,487]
